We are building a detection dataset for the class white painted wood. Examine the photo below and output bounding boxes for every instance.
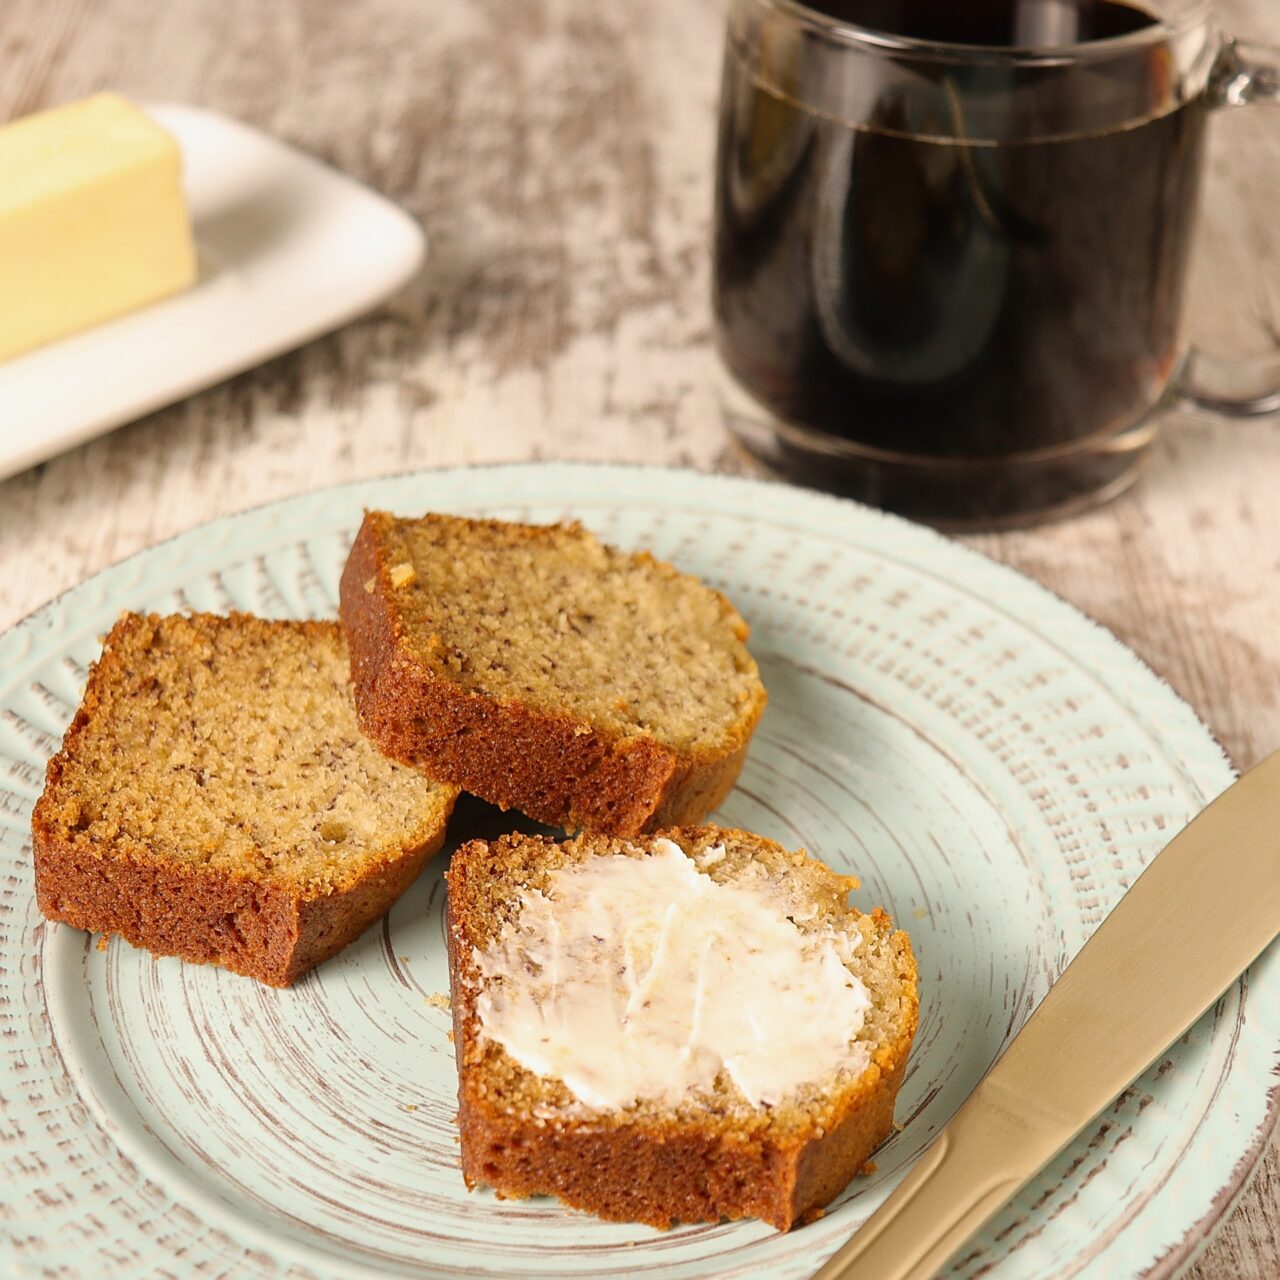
[0,1,1276,1273]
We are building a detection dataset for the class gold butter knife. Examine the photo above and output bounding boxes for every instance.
[814,749,1280,1280]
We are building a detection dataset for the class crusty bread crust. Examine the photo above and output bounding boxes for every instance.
[33,813,443,987]
[339,512,766,837]
[32,613,456,987]
[445,827,919,1230]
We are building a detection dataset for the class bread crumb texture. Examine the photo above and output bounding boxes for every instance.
[37,613,450,892]
[389,514,761,748]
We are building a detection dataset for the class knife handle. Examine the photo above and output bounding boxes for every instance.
[813,749,1280,1279]
[812,1082,1068,1280]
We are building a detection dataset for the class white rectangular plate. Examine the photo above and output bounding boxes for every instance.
[0,103,425,480]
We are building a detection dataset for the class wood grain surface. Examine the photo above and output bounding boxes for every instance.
[0,0,1276,1274]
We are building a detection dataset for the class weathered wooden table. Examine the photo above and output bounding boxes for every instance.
[2,0,1277,1274]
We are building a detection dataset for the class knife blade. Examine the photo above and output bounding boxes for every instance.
[813,749,1280,1280]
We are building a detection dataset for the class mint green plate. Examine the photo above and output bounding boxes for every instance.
[1,465,1272,1279]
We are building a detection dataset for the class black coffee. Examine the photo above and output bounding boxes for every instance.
[806,0,1158,45]
[713,0,1208,518]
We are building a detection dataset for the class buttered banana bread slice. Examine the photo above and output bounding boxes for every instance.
[339,512,768,837]
[445,825,919,1230]
[32,612,458,987]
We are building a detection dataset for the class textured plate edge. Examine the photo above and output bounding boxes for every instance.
[0,462,1242,785]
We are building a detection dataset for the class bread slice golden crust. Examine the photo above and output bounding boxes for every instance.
[339,512,767,837]
[445,826,919,1230]
[32,612,458,987]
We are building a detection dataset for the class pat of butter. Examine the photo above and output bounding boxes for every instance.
[0,93,197,362]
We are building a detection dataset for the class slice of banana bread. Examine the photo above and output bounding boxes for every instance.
[445,825,918,1230]
[339,512,768,837]
[32,612,458,987]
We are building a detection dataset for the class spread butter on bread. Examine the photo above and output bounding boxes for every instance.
[445,825,918,1230]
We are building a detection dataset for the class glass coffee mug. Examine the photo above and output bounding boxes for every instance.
[712,0,1280,527]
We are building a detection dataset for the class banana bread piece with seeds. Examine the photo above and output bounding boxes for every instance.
[339,511,767,837]
[33,612,458,986]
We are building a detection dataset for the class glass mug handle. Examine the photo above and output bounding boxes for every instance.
[1179,36,1280,416]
